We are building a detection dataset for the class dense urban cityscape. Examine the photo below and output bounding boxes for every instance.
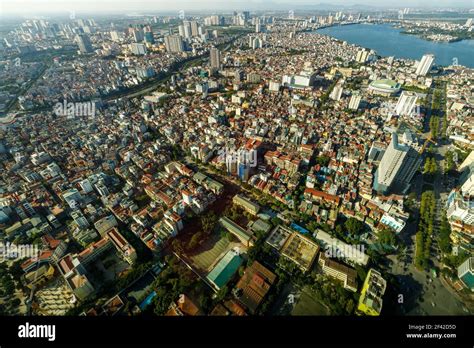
[0,1,473,329]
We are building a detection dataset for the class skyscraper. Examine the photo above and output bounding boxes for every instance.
[395,91,418,116]
[75,34,93,54]
[178,25,185,37]
[132,28,144,42]
[130,43,147,55]
[164,35,184,53]
[110,31,122,42]
[349,94,362,111]
[373,133,422,194]
[330,84,343,101]
[249,36,262,49]
[415,54,435,76]
[144,30,154,44]
[190,21,199,37]
[210,47,221,70]
[182,21,192,39]
[355,49,369,63]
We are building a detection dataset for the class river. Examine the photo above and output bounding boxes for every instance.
[316,23,474,68]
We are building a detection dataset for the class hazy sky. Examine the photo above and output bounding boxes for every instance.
[2,0,474,15]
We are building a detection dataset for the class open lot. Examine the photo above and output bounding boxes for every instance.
[291,286,330,316]
[189,233,242,273]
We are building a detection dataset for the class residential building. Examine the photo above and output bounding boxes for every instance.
[416,54,435,76]
[395,91,418,116]
[164,35,184,53]
[318,253,357,292]
[210,47,221,70]
[458,257,474,291]
[75,34,93,53]
[374,133,422,195]
[357,269,387,316]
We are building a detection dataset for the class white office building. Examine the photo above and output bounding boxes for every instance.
[164,35,184,53]
[415,54,435,76]
[395,91,418,116]
[374,133,422,194]
[349,94,362,110]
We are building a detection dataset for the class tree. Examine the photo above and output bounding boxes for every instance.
[344,218,365,236]
[215,286,228,303]
[11,298,21,308]
[171,239,184,254]
[345,299,355,314]
[315,155,331,167]
[200,211,218,235]
[378,228,398,247]
[438,215,452,254]
[187,232,203,251]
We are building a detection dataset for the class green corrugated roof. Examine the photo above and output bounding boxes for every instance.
[207,249,243,289]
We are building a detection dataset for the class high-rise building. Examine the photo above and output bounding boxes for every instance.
[130,43,147,55]
[205,15,224,26]
[349,94,362,110]
[178,25,185,37]
[356,49,369,63]
[249,36,262,49]
[182,21,192,39]
[373,133,422,194]
[255,18,262,33]
[110,31,121,42]
[367,142,386,164]
[164,35,184,53]
[210,47,221,70]
[132,28,144,42]
[415,54,435,76]
[330,85,343,101]
[144,31,154,44]
[395,91,418,116]
[75,34,93,53]
[190,21,199,37]
[459,165,473,197]
[465,18,473,28]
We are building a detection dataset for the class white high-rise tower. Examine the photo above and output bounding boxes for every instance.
[415,54,435,76]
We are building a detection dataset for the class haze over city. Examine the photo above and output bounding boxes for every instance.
[2,0,474,15]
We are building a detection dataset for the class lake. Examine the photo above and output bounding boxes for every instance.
[316,23,474,68]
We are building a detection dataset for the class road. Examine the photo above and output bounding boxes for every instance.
[387,78,471,315]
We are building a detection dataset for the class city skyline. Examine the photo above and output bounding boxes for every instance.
[2,0,474,15]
